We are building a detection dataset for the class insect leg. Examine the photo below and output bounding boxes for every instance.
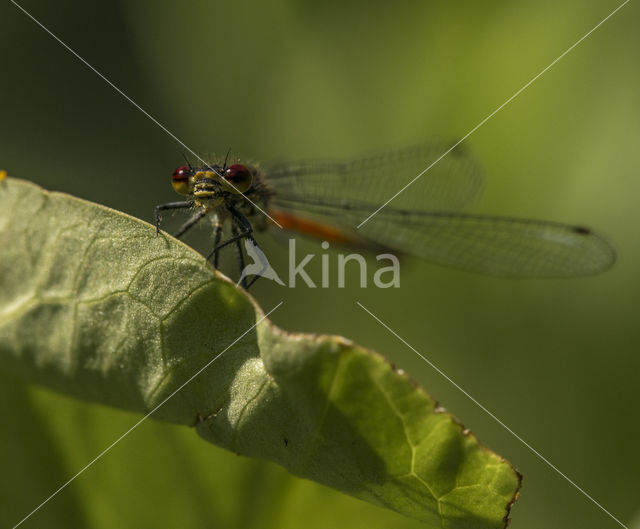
[173,209,207,239]
[206,207,254,257]
[231,207,264,289]
[245,268,261,289]
[212,223,223,269]
[155,201,194,234]
[231,224,248,289]
[207,207,266,290]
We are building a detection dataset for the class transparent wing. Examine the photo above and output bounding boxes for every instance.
[264,141,484,213]
[267,148,615,277]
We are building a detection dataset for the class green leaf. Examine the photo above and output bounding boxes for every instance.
[0,177,521,528]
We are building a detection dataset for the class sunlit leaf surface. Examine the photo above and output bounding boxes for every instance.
[0,178,520,528]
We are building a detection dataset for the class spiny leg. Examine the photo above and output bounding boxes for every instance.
[173,209,207,239]
[212,223,223,269]
[245,266,262,289]
[205,206,265,289]
[155,200,193,234]
[206,207,254,259]
[231,207,264,289]
[231,224,248,289]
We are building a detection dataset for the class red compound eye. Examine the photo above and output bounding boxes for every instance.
[172,165,190,182]
[223,164,252,193]
[224,164,250,183]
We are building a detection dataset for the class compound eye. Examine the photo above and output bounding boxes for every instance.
[223,164,252,193]
[171,165,191,195]
[172,165,190,181]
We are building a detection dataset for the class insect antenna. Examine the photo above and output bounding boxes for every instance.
[180,151,193,169]
[223,147,232,171]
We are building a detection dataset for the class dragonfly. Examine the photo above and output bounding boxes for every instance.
[155,141,615,288]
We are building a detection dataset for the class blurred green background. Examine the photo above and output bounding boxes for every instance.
[1,0,638,528]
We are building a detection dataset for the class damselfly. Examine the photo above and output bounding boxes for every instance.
[155,142,615,288]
